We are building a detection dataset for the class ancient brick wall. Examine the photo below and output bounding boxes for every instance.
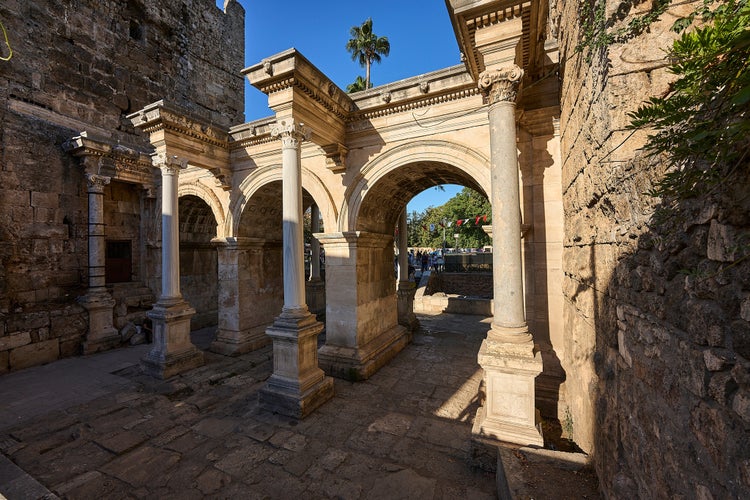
[557,0,750,496]
[0,0,244,372]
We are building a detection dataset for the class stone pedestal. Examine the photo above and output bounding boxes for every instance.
[80,292,120,354]
[473,337,544,447]
[397,280,419,332]
[259,309,334,418]
[141,300,203,379]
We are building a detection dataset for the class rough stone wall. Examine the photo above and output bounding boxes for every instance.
[426,273,492,298]
[0,0,244,372]
[558,0,750,496]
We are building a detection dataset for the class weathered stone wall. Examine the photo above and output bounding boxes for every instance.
[558,0,750,496]
[425,272,492,298]
[0,0,244,372]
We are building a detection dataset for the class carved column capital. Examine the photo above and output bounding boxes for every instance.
[153,153,188,175]
[85,173,111,194]
[271,120,311,149]
[478,65,524,105]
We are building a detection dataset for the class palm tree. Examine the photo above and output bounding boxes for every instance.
[346,76,368,93]
[345,18,390,90]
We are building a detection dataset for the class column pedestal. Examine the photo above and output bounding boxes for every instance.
[397,280,419,332]
[80,293,120,354]
[141,300,203,379]
[473,336,544,447]
[259,308,334,418]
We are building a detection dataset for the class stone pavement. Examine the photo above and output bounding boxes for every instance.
[0,312,600,499]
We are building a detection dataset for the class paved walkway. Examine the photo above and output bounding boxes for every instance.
[0,313,600,499]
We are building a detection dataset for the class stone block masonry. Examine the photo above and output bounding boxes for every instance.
[557,0,750,497]
[0,0,244,371]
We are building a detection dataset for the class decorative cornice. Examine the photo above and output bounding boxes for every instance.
[478,65,524,104]
[348,86,481,123]
[322,143,348,174]
[258,77,352,121]
[64,133,155,189]
[128,101,229,149]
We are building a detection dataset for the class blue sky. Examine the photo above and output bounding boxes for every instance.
[218,0,465,213]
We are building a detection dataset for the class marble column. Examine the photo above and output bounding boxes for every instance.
[260,120,333,418]
[396,210,418,331]
[80,173,121,354]
[473,66,544,447]
[141,154,204,379]
[305,204,325,316]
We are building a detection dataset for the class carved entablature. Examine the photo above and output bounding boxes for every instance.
[128,100,229,148]
[271,120,311,149]
[63,132,156,192]
[478,65,524,104]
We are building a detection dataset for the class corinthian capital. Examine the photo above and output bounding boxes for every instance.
[85,173,111,194]
[478,65,524,105]
[271,120,311,149]
[152,153,188,176]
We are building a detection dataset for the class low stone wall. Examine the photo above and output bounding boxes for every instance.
[414,272,493,316]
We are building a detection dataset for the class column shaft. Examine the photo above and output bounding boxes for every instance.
[398,210,408,282]
[86,174,110,292]
[281,134,306,311]
[310,204,321,281]
[160,162,182,302]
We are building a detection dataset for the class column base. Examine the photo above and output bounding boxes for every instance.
[79,292,121,355]
[141,300,203,379]
[318,324,411,381]
[259,308,333,418]
[473,337,544,447]
[397,280,419,332]
[210,324,271,356]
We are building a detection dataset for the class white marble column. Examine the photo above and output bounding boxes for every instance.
[80,173,120,354]
[141,154,203,379]
[397,210,418,331]
[260,120,333,418]
[473,66,544,447]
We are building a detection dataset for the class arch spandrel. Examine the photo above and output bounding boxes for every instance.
[227,164,338,238]
[341,140,491,234]
[178,182,227,239]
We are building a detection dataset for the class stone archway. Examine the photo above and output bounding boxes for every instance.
[318,141,491,381]
[340,140,490,233]
[178,194,219,333]
[211,176,324,356]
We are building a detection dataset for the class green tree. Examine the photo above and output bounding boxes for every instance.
[346,75,368,93]
[405,187,491,250]
[345,18,390,90]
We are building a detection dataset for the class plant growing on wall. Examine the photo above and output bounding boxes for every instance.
[628,0,750,201]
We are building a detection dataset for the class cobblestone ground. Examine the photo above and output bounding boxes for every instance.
[1,314,501,499]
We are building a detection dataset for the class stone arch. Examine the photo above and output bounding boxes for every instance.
[340,140,491,233]
[227,164,338,238]
[178,181,227,238]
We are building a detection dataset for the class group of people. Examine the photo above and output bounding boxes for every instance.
[394,249,446,281]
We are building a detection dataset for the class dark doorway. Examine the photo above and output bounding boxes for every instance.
[106,240,132,283]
